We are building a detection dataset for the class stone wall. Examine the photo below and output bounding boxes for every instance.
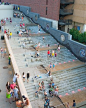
[14,4,86,62]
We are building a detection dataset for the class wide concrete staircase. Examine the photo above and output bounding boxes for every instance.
[23,64,86,102]
[52,64,86,96]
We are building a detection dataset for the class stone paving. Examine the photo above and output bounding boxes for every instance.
[1,10,86,108]
[0,33,16,108]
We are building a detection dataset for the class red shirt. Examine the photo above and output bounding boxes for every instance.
[47,51,50,54]
[55,53,57,56]
[23,23,25,26]
[4,30,6,33]
[10,83,16,89]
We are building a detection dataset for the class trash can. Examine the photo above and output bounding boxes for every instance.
[1,35,4,40]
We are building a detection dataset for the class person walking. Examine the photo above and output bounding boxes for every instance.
[22,72,25,82]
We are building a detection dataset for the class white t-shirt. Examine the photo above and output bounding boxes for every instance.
[13,75,17,82]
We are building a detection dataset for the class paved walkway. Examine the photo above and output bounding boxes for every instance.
[0,33,16,108]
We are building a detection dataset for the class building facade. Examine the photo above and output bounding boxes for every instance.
[59,0,86,33]
[3,0,60,21]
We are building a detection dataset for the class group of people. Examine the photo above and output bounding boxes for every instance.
[49,63,55,69]
[22,71,30,83]
[20,23,25,28]
[47,44,60,58]
[35,50,40,58]
[6,72,30,107]
[0,47,6,58]
[13,12,20,18]
[1,19,6,26]
[4,29,12,39]
[6,73,19,104]
[35,81,45,97]
[49,78,59,97]
[35,42,40,50]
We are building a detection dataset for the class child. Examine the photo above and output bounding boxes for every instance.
[53,64,55,68]
[10,32,12,38]
[52,50,54,57]
[55,52,57,57]
[50,63,52,68]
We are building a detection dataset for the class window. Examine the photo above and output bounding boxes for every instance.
[46,0,48,5]
[77,26,80,31]
[46,7,48,15]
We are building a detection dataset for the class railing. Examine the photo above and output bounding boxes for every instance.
[56,96,66,108]
[60,0,74,4]
[60,9,73,15]
[58,19,72,25]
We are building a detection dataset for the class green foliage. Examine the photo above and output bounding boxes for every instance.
[69,28,86,44]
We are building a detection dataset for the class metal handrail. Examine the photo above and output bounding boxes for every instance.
[59,19,72,25]
[60,9,73,13]
[60,0,74,4]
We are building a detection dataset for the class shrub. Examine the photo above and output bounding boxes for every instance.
[69,28,80,40]
[70,28,86,44]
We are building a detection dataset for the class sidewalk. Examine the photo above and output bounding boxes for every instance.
[0,33,16,107]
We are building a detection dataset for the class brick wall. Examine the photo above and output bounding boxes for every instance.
[4,0,60,20]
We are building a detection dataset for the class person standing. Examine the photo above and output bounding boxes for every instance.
[27,72,30,83]
[50,63,52,68]
[47,50,50,58]
[72,100,76,108]
[55,52,57,57]
[22,72,25,82]
[13,73,19,83]
[1,47,3,58]
[13,86,19,101]
[52,50,54,57]
[1,25,4,32]
[22,17,24,21]
[53,64,55,68]
[54,86,59,96]
[6,82,10,92]
[37,42,40,49]
[8,54,11,65]
[8,29,9,34]
[58,44,60,52]
[10,32,12,38]
[4,48,6,57]
[6,89,11,104]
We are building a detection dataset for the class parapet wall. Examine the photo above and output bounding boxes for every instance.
[14,4,86,62]
[4,34,32,108]
[0,5,13,20]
